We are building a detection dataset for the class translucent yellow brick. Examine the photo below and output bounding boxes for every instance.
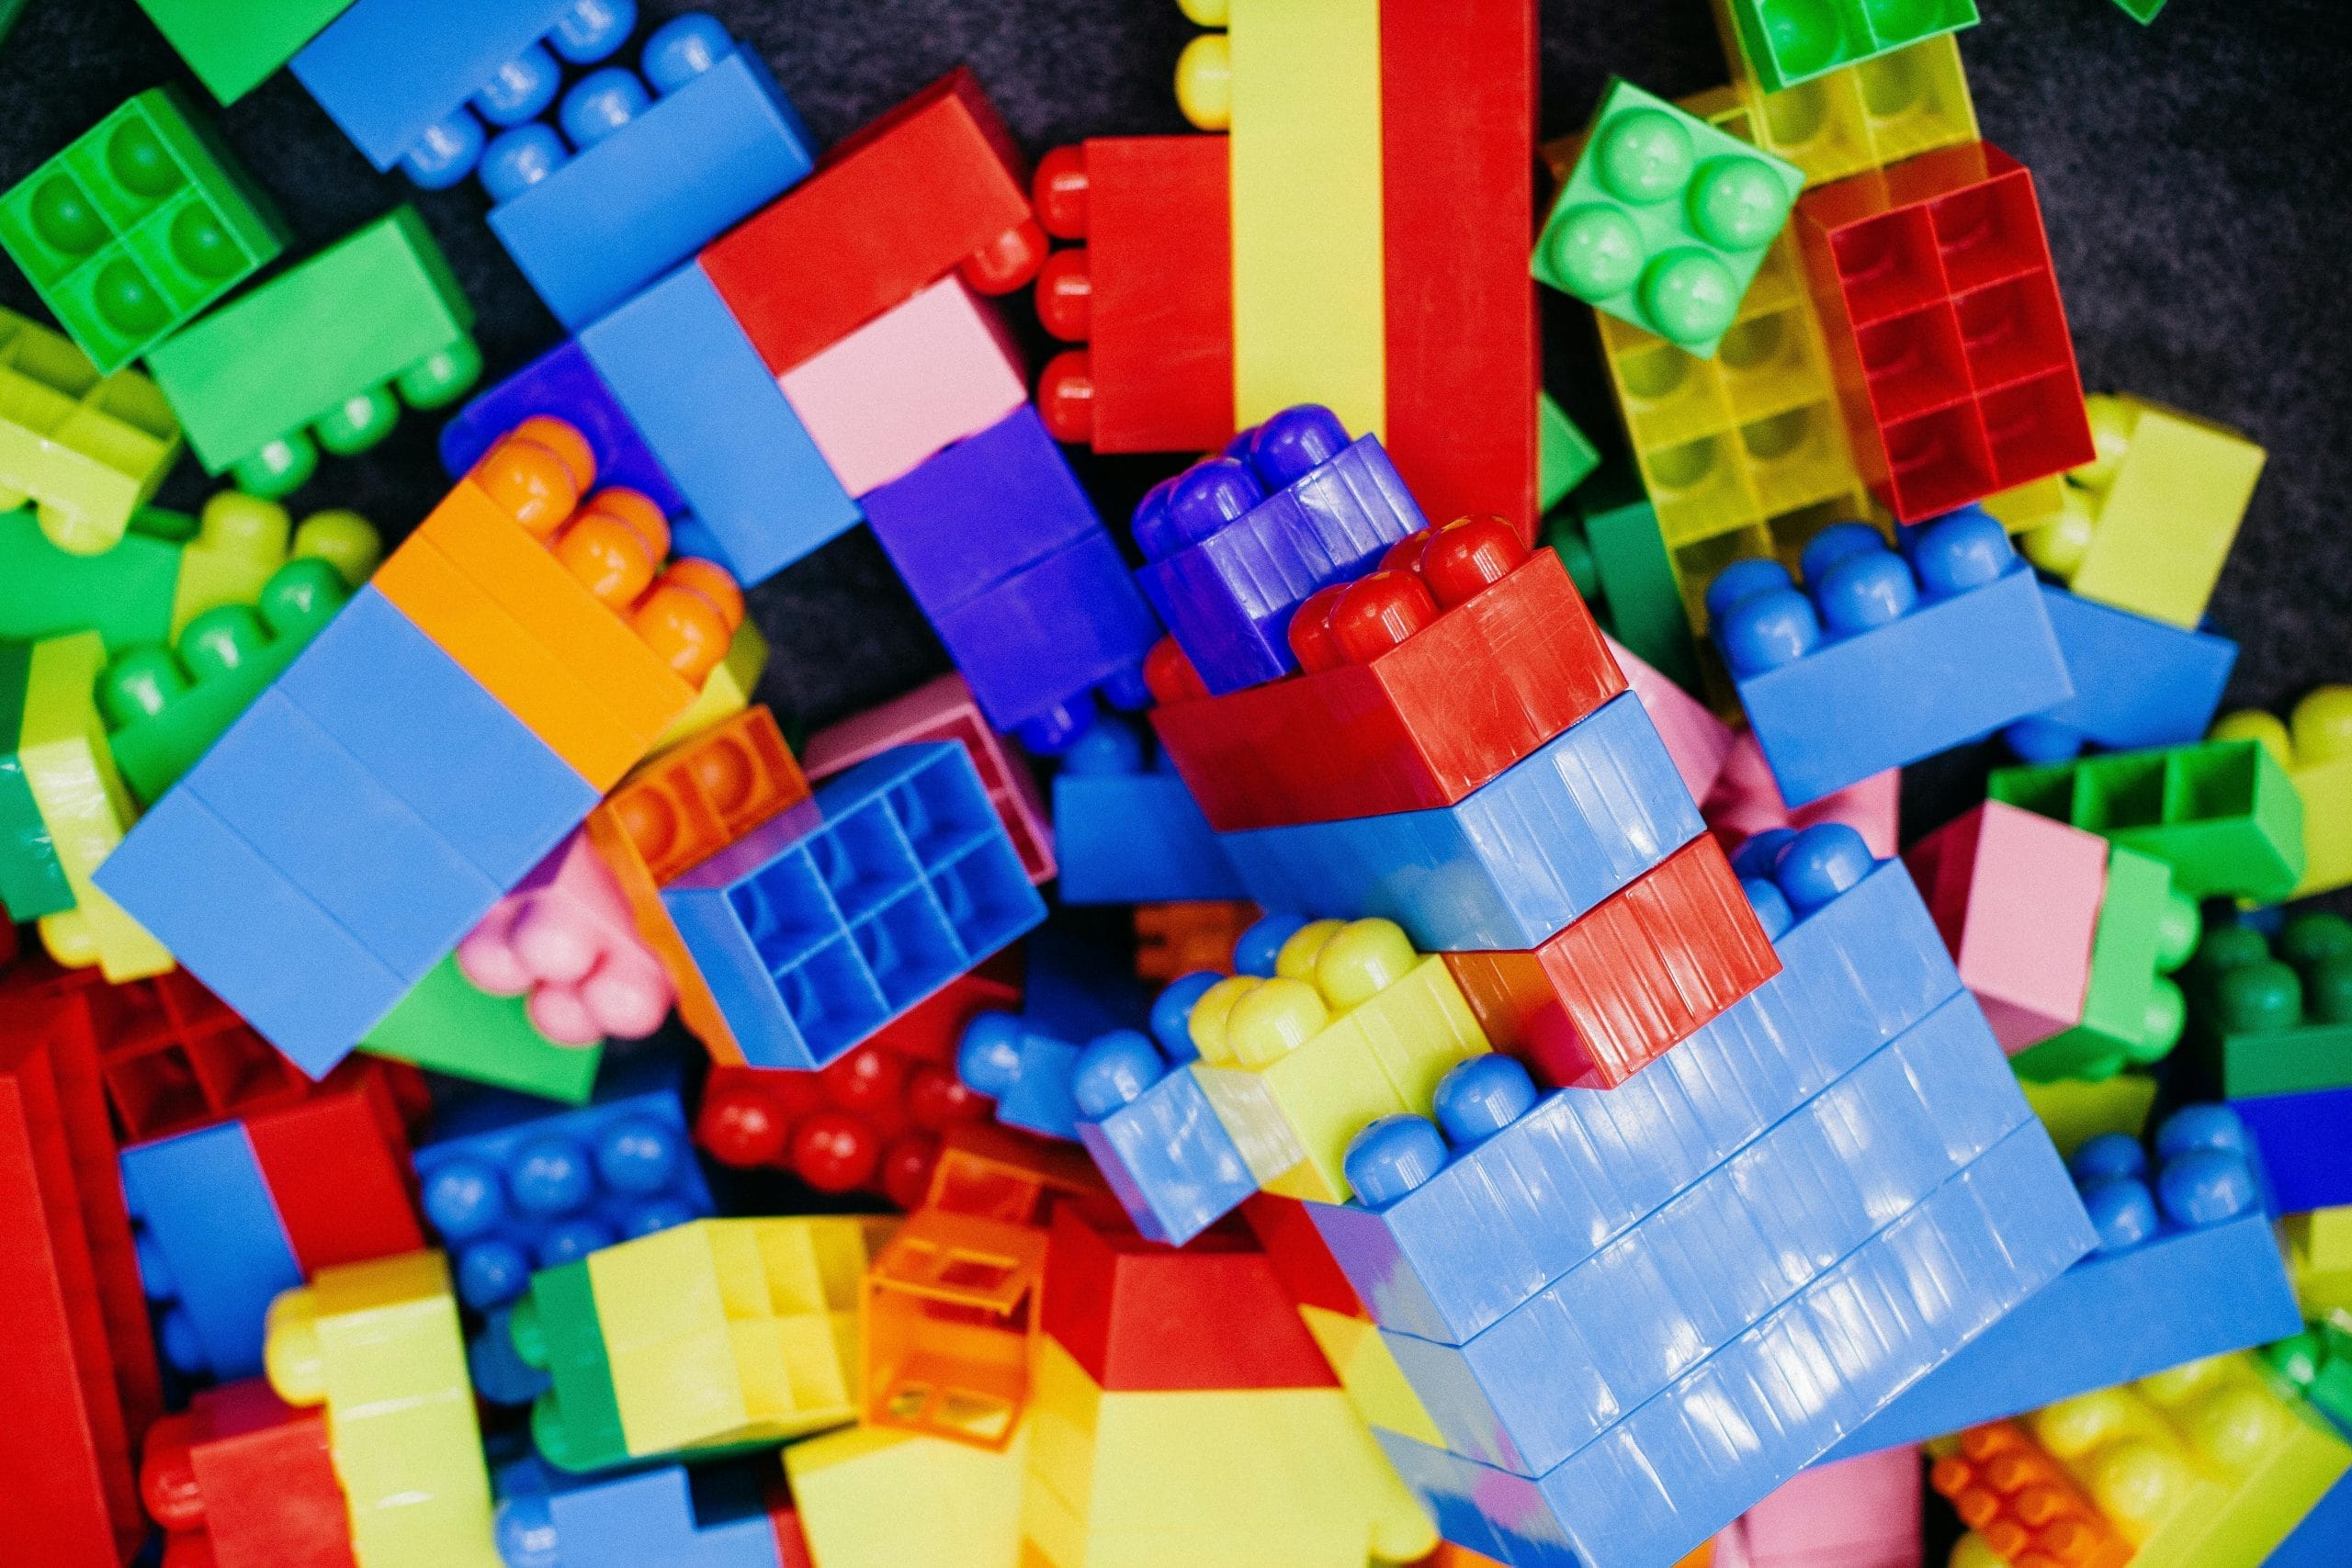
[786,1416,1030,1568]
[2017,1072,2156,1159]
[1300,1303,1443,1447]
[2211,690,2352,899]
[651,617,768,753]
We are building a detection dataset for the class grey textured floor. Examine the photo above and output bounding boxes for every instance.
[3,0,2346,831]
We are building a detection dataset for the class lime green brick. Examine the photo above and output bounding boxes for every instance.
[1537,393,1601,514]
[2017,1071,2154,1159]
[1722,0,1980,95]
[130,0,357,105]
[0,88,288,375]
[2188,914,2352,1099]
[0,504,188,647]
[144,208,480,498]
[0,638,72,919]
[1573,460,1702,692]
[2012,847,2197,1083]
[1988,739,2306,904]
[361,954,602,1105]
[0,309,182,555]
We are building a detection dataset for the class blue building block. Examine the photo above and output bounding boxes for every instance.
[1133,405,1428,696]
[1374,1116,2092,1568]
[1052,716,1243,904]
[414,1055,715,1314]
[2266,1466,2352,1568]
[120,1122,302,1381]
[440,338,687,517]
[472,1304,554,1407]
[929,527,1160,746]
[495,1458,781,1568]
[580,261,860,586]
[663,742,1046,1070]
[486,19,815,329]
[1218,690,1702,952]
[1073,1016,1257,1247]
[1019,923,1150,1043]
[2004,583,2238,763]
[1709,511,2072,806]
[2234,1082,2352,1213]
[1307,825,1964,1347]
[955,1010,1082,1141]
[1823,1101,2301,1459]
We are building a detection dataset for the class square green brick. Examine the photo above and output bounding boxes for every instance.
[2188,914,2352,1100]
[363,954,602,1106]
[1533,79,1803,358]
[1538,392,1601,514]
[2012,846,2192,1083]
[132,0,358,105]
[1724,0,1981,95]
[0,87,288,375]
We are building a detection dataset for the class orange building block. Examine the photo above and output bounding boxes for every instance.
[1931,1421,2131,1568]
[1132,900,1257,982]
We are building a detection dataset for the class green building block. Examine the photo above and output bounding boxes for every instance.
[99,555,353,806]
[0,504,188,647]
[131,0,359,106]
[0,308,182,555]
[362,954,602,1105]
[514,1258,634,1473]
[2111,0,2167,21]
[0,87,288,375]
[1537,393,1601,515]
[2011,846,2199,1084]
[1533,79,1803,358]
[1576,459,1703,692]
[2267,1321,2352,1441]
[145,208,481,499]
[1722,0,1980,95]
[2187,915,2352,1100]
[0,639,73,920]
[1988,739,2307,905]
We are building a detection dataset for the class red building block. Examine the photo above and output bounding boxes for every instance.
[700,69,1043,376]
[1443,835,1781,1089]
[1041,1200,1337,1392]
[1134,901,1259,982]
[1147,517,1625,830]
[1032,135,1235,455]
[141,1379,356,1568]
[0,996,163,1567]
[1381,0,1539,537]
[243,1063,424,1272]
[1239,1191,1363,1318]
[1796,141,2096,523]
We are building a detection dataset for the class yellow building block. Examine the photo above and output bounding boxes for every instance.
[264,1250,500,1568]
[1204,0,1385,436]
[1187,918,1487,1202]
[1021,1467,1381,1568]
[786,1417,1029,1568]
[1300,1303,1442,1447]
[2017,1071,2156,1158]
[2211,688,2352,899]
[168,490,381,637]
[0,307,181,556]
[2283,1208,2352,1318]
[588,1216,876,1457]
[20,631,172,979]
[2030,1352,2352,1568]
[650,616,767,753]
[2018,394,2267,629]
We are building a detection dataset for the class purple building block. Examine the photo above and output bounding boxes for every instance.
[439,338,687,517]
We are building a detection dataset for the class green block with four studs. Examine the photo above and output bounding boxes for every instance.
[1723,0,1980,95]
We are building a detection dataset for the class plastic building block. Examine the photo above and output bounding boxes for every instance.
[168,490,379,637]
[0,307,182,555]
[1052,723,1244,906]
[2026,1352,2352,1568]
[1703,729,1901,859]
[2018,1074,2156,1161]
[1929,1423,2128,1568]
[1443,833,1781,1090]
[1537,80,1804,357]
[2188,916,2352,1100]
[440,336,686,517]
[1728,1445,1922,1568]
[141,1378,356,1568]
[1987,738,2306,903]
[656,617,767,755]
[2011,394,2267,630]
[1538,394,1600,515]
[132,0,358,104]
[1300,1300,1445,1446]
[1040,1202,1334,1392]
[956,1011,1084,1144]
[1133,404,1428,696]
[1133,900,1256,983]
[1722,0,1977,94]
[1795,142,2097,523]
[242,1064,425,1273]
[1704,6,1979,186]
[664,742,1046,1070]
[493,1458,789,1568]
[2281,1211,2352,1319]
[2003,586,2237,764]
[0,503,185,648]
[700,68,1043,375]
[19,631,175,980]
[121,1123,301,1380]
[2270,1319,2352,1432]
[578,259,861,586]
[414,1055,713,1314]
[1070,1027,1256,1247]
[777,276,1026,499]
[1712,512,2070,805]
[0,87,284,376]
[1219,688,1704,953]
[2212,687,2352,898]
[1031,135,1234,455]
[144,208,478,498]
[1146,515,1628,830]
[266,1249,501,1567]
[364,954,603,1104]
[2010,845,2199,1085]
[1555,462,1705,694]
[1829,1103,2300,1457]
[0,638,73,920]
[1905,802,2105,1054]
[804,672,1054,885]
[2232,1083,2352,1215]
[0,996,164,1568]
[457,829,673,1046]
[484,17,815,330]
[786,1417,1027,1568]
[2265,1465,2352,1568]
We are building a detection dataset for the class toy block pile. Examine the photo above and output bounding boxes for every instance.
[0,1,2343,1566]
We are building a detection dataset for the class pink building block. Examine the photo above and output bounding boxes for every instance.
[1720,1447,1922,1568]
[777,275,1027,496]
[1704,729,1899,858]
[800,671,1055,884]
[1904,801,2105,1055]
[456,829,675,1046]
[1607,635,1733,804]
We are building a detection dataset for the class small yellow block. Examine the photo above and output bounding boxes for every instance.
[168,490,381,637]
[1300,1303,1443,1447]
[0,307,181,556]
[651,616,768,754]
[2283,1208,2352,1318]
[2017,1071,2155,1158]
[786,1417,1030,1568]
[2211,689,2352,899]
